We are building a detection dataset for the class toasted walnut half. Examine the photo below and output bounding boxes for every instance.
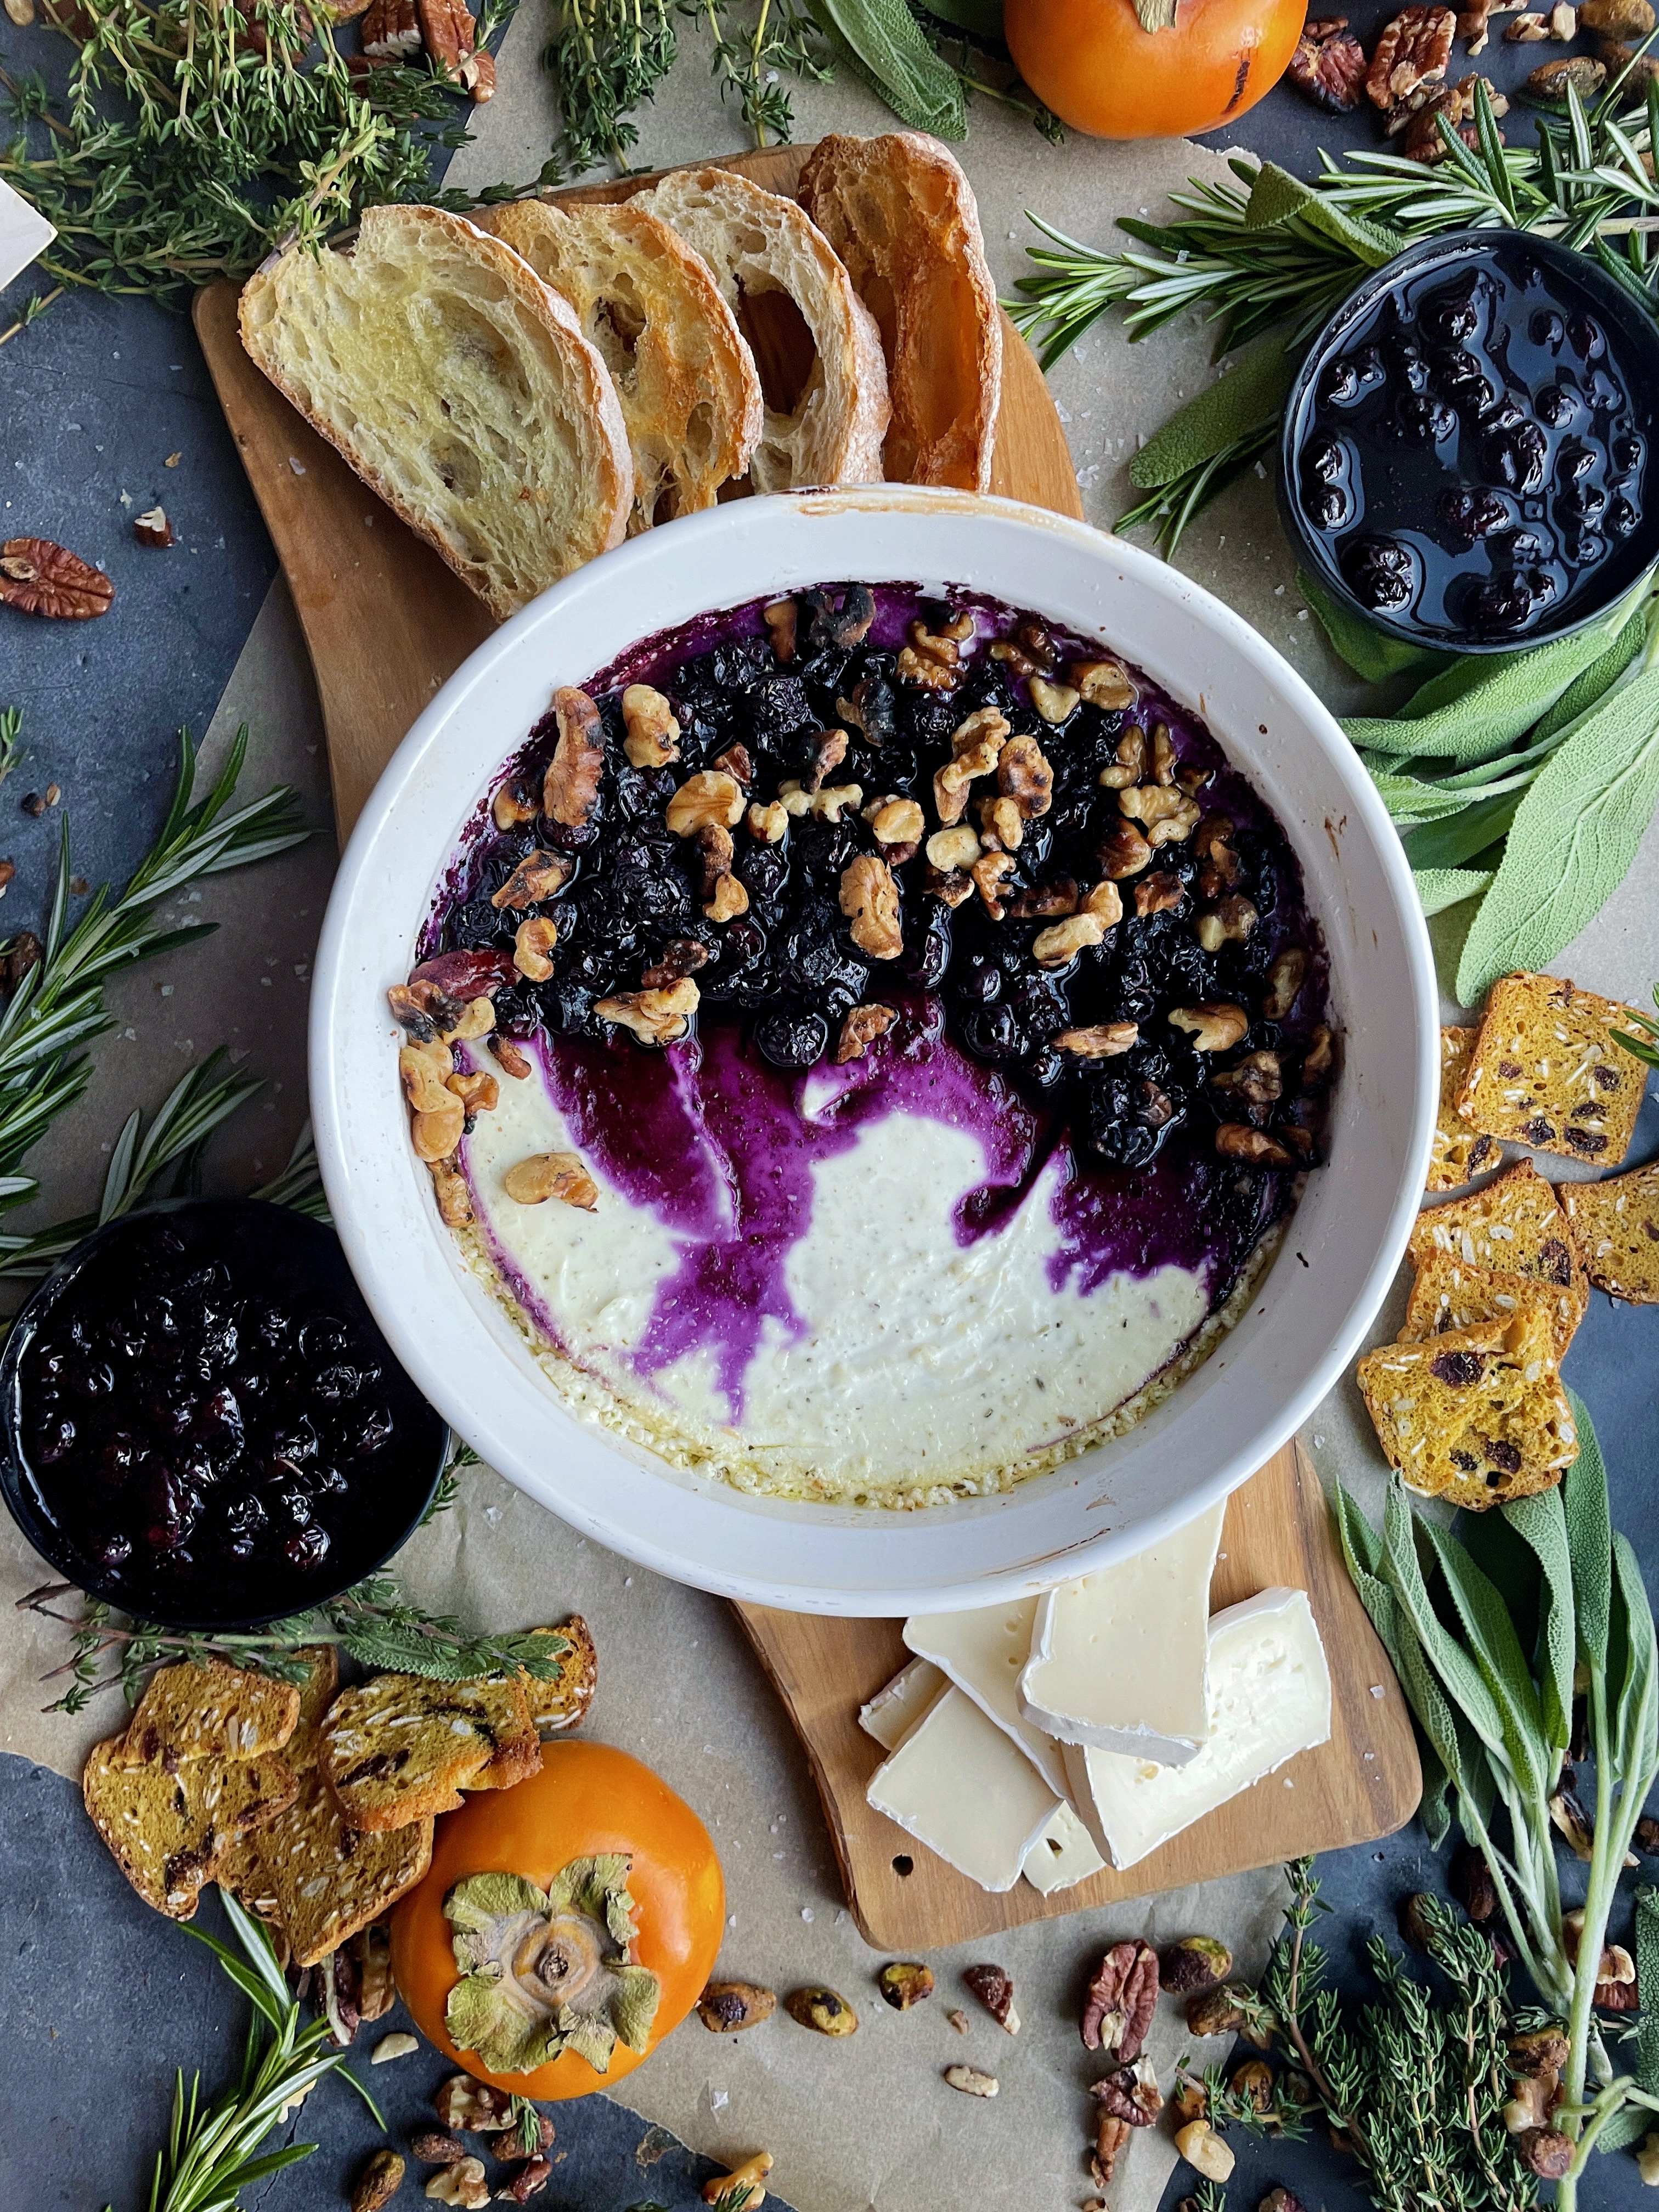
[543,687,605,828]
[1170,1003,1250,1052]
[1195,896,1257,949]
[898,611,975,689]
[400,1040,455,1113]
[491,850,572,911]
[837,1003,898,1063]
[1008,878,1079,920]
[1216,1124,1294,1167]
[1099,724,1147,790]
[1265,946,1308,1020]
[493,776,539,831]
[970,849,1017,920]
[1033,912,1107,969]
[998,733,1053,821]
[412,1097,465,1162]
[926,825,981,872]
[428,1155,472,1228]
[747,800,788,844]
[622,684,680,770]
[978,793,1026,851]
[1135,871,1186,918]
[1028,675,1080,724]
[595,978,699,1046]
[764,597,797,661]
[1119,785,1200,845]
[1056,1023,1139,1058]
[707,875,749,923]
[869,796,925,848]
[503,1152,599,1210]
[514,917,558,981]
[840,855,903,958]
[1097,822,1153,879]
[1072,658,1138,711]
[933,708,1010,828]
[447,1068,499,1116]
[666,771,744,836]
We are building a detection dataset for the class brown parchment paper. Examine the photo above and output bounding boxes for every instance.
[3,30,1658,2210]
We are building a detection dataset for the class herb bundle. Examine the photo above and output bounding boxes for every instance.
[1332,1398,1659,2198]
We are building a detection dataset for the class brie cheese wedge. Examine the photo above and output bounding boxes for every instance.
[858,1657,947,1751]
[1019,1503,1224,1764]
[1063,1587,1333,1870]
[1022,1798,1107,1895]
[902,1597,1070,1798]
[867,1685,1060,1892]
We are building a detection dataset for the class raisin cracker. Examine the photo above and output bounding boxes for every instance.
[1561,1163,1659,1303]
[1429,1026,1502,1192]
[1457,972,1648,1166]
[1356,1310,1577,1509]
[1408,1158,1588,1334]
[1402,1251,1580,1361]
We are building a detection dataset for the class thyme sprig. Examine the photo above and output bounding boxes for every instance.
[138,1889,380,2212]
[23,1553,568,1713]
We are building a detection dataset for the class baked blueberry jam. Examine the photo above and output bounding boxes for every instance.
[414,584,1333,1492]
[1290,234,1658,646]
[4,1203,444,1624]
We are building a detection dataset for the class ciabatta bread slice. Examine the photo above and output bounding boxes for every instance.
[799,132,1001,493]
[482,200,763,531]
[637,166,889,493]
[238,204,631,620]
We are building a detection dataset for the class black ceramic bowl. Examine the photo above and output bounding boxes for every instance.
[0,1199,447,1630]
[1280,230,1659,654]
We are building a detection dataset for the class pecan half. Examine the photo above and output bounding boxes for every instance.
[1288,17,1369,109]
[361,0,420,53]
[543,686,605,827]
[133,505,174,549]
[0,538,115,619]
[417,0,492,97]
[1093,2052,1163,2128]
[1082,1939,1159,2061]
[1367,5,1455,106]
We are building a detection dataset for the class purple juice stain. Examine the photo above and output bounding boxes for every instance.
[433,582,1328,1431]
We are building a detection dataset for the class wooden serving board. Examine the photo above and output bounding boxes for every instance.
[195,143,1419,1951]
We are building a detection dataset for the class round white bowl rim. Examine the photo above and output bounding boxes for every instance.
[310,486,1437,1615]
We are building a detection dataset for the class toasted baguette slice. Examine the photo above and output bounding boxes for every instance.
[318,1671,540,1832]
[120,1657,300,1768]
[481,201,763,532]
[637,167,889,493]
[85,1734,297,1919]
[218,1767,434,1967]
[799,132,1001,493]
[238,204,632,620]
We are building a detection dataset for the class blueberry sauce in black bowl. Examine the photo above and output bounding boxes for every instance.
[1281,231,1659,652]
[0,1201,447,1629]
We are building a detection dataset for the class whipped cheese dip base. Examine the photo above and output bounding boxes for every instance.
[460,1031,1214,1504]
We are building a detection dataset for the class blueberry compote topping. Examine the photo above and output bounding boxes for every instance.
[11,1205,442,1621]
[1295,238,1654,644]
[424,585,1333,1431]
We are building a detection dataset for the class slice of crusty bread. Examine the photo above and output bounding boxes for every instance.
[85,1733,297,1919]
[119,1656,300,1768]
[799,132,1001,493]
[317,1670,540,1831]
[637,167,889,494]
[238,203,632,620]
[481,200,764,532]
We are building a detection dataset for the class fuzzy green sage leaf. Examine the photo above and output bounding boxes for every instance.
[1242,160,1404,267]
[1299,570,1451,686]
[1413,866,1494,916]
[807,0,966,136]
[1128,335,1293,491]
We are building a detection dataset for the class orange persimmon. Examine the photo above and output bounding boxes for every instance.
[1004,0,1305,138]
[391,1740,724,2101]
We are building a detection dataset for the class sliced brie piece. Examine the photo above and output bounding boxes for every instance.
[1022,1798,1107,1896]
[1064,1587,1333,1870]
[902,1598,1070,1798]
[1019,1502,1224,1765]
[859,1657,947,1751]
[867,1685,1060,1892]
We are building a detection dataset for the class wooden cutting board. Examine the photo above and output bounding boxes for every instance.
[194,143,1419,1951]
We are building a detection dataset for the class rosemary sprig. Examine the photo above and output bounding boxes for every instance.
[0,706,24,788]
[139,1889,380,2212]
[0,723,306,1234]
[249,1119,329,1222]
[508,2093,544,2157]
[23,1557,568,1712]
[1612,984,1659,1070]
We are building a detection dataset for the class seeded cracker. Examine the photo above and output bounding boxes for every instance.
[1408,1159,1588,1335]
[1458,972,1648,1165]
[118,1655,301,1768]
[1561,1162,1659,1302]
[318,1671,540,1832]
[84,1733,297,1918]
[1429,1026,1502,1192]
[1402,1251,1579,1361]
[523,1617,598,1736]
[1356,1310,1577,1508]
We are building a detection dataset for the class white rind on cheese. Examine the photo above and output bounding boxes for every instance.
[1063,1587,1333,1871]
[1019,1503,1225,1765]
[902,1597,1070,1798]
[1022,1798,1107,1895]
[858,1657,947,1752]
[867,1685,1060,1892]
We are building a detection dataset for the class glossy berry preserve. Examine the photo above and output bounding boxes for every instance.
[1286,233,1659,648]
[1,1202,445,1628]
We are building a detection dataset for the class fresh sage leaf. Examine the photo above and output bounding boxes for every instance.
[1345,606,1635,764]
[1530,602,1648,745]
[1128,335,1293,492]
[1331,1484,1407,1674]
[1415,1515,1551,1807]
[1455,654,1659,1004]
[808,0,967,136]
[1393,1612,1496,1843]
[1367,765,1480,824]
[1401,789,1521,873]
[1382,1477,1513,1779]
[1563,1388,1612,1672]
[1299,570,1451,686]
[1242,161,1403,267]
[1502,1488,1577,1760]
[1629,1887,1659,2106]
[1612,1528,1659,1778]
[1414,866,1494,917]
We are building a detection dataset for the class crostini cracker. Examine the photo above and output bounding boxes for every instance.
[524,1617,598,1736]
[119,1655,300,1768]
[1408,1159,1588,1334]
[1458,972,1647,1167]
[1561,1163,1659,1303]
[318,1671,539,1832]
[1356,1310,1577,1509]
[1402,1251,1580,1361]
[1429,1026,1502,1192]
[86,1734,296,1918]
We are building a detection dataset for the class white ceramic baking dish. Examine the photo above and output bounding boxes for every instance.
[310,486,1436,1615]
